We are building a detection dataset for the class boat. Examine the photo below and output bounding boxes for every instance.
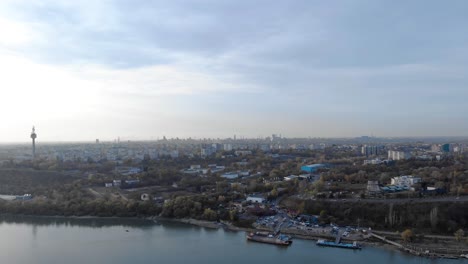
[316,239,361,250]
[246,231,293,246]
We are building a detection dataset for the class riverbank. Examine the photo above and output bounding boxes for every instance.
[161,217,468,260]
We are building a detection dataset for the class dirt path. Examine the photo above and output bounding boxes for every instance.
[87,188,103,198]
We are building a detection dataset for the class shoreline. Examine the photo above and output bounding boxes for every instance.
[160,217,467,260]
[156,218,399,250]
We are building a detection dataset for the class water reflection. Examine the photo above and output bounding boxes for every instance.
[0,215,155,229]
[32,224,37,239]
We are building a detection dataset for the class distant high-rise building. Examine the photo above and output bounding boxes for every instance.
[30,126,37,158]
[461,144,467,153]
[441,143,453,153]
[212,143,223,152]
[200,144,216,157]
[361,145,384,157]
[431,144,441,152]
[223,143,233,151]
[271,134,282,142]
[388,150,411,160]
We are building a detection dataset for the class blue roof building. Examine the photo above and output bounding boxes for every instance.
[301,164,326,173]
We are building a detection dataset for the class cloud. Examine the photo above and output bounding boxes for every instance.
[1,0,468,140]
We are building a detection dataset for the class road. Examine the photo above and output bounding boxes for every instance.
[323,196,468,204]
[373,230,457,240]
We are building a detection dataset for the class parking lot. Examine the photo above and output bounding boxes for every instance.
[253,213,370,241]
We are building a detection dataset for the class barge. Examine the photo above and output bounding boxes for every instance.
[246,232,292,246]
[316,239,361,250]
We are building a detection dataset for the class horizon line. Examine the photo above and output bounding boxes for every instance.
[1,135,468,145]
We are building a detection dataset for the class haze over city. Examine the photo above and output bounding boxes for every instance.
[1,0,468,142]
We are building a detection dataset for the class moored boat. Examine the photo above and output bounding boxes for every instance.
[316,239,361,250]
[246,232,292,246]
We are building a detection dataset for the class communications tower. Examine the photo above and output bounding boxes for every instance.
[30,126,37,158]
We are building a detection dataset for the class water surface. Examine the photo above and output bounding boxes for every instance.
[0,216,461,264]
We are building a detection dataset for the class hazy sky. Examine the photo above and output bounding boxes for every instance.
[1,0,468,142]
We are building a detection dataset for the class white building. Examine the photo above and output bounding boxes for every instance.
[299,174,313,180]
[364,159,384,165]
[391,175,421,188]
[388,150,411,160]
[221,172,239,179]
[246,195,265,203]
[284,175,299,181]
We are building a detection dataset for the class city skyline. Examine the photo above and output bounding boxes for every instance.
[1,127,468,145]
[1,1,468,142]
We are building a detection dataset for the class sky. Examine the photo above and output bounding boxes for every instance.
[1,0,468,142]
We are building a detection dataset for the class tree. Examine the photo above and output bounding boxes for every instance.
[379,173,391,184]
[454,229,465,242]
[297,201,305,214]
[319,210,327,221]
[202,208,217,221]
[312,178,325,193]
[269,169,280,179]
[435,181,446,189]
[401,229,414,242]
[229,210,238,222]
[269,188,278,199]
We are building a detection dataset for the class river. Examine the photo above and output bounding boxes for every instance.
[0,216,461,264]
